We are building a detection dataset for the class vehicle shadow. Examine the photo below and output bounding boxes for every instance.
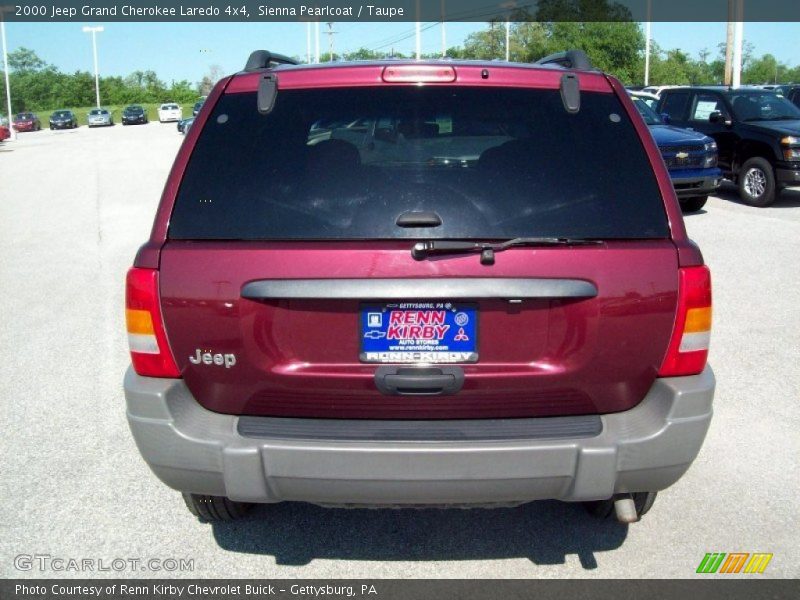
[682,209,707,217]
[715,182,800,208]
[211,500,628,568]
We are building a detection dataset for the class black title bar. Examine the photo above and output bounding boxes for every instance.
[2,0,800,22]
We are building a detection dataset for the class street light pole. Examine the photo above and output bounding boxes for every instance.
[1,10,16,140]
[82,26,104,107]
[505,20,510,62]
[644,0,652,86]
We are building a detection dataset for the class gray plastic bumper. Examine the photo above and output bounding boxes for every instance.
[124,366,714,505]
[776,166,800,185]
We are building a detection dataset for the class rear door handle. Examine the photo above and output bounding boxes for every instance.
[375,366,464,396]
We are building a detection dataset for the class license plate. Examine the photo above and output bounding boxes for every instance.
[360,302,478,363]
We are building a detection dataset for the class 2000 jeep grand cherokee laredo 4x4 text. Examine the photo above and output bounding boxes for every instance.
[124,50,715,524]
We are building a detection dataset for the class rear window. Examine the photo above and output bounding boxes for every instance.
[170,86,669,240]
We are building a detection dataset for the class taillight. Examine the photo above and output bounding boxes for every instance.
[658,266,712,377]
[125,268,180,378]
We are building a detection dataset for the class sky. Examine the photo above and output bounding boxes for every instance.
[3,21,799,85]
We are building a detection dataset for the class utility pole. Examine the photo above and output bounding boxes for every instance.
[724,0,734,85]
[306,22,311,63]
[732,0,744,88]
[440,0,446,57]
[325,22,337,61]
[315,21,320,63]
[415,0,421,59]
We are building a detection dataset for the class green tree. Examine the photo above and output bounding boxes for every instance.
[743,53,784,85]
[8,47,47,72]
[459,19,643,82]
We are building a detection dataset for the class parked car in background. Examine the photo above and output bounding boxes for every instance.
[192,100,204,116]
[125,49,714,525]
[776,85,800,108]
[657,86,800,206]
[631,94,721,212]
[0,123,9,141]
[13,112,41,132]
[630,90,660,110]
[0,114,8,126]
[49,110,79,129]
[640,84,682,97]
[177,116,195,134]
[87,108,114,127]
[122,105,149,125]
[158,103,182,123]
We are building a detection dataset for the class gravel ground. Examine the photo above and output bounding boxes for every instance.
[0,124,798,579]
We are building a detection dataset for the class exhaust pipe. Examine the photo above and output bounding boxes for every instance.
[614,494,639,523]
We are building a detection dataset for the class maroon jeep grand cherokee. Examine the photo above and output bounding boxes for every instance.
[124,50,714,523]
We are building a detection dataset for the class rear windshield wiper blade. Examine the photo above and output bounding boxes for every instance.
[412,237,602,264]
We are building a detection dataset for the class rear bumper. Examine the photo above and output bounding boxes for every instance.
[124,366,714,505]
[669,168,723,198]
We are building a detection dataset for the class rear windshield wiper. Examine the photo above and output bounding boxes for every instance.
[411,237,602,265]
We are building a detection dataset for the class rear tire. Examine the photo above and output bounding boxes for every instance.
[182,493,253,522]
[583,492,658,521]
[680,196,708,213]
[739,157,776,207]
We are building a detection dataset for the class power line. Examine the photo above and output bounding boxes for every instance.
[325,22,338,61]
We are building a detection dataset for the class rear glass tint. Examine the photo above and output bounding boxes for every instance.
[170,87,668,240]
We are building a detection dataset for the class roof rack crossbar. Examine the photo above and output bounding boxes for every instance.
[533,50,593,71]
[244,50,299,71]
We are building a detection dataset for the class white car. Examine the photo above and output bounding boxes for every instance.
[158,103,182,123]
[640,85,682,97]
[630,91,660,110]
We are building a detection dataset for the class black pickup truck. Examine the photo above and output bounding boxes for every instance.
[657,86,800,206]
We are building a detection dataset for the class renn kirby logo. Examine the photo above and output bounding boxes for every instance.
[696,552,772,574]
[386,310,450,340]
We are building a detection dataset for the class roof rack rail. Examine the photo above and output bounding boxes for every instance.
[533,50,593,71]
[244,50,299,71]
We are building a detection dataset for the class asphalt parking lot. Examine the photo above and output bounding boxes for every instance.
[1,124,798,579]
